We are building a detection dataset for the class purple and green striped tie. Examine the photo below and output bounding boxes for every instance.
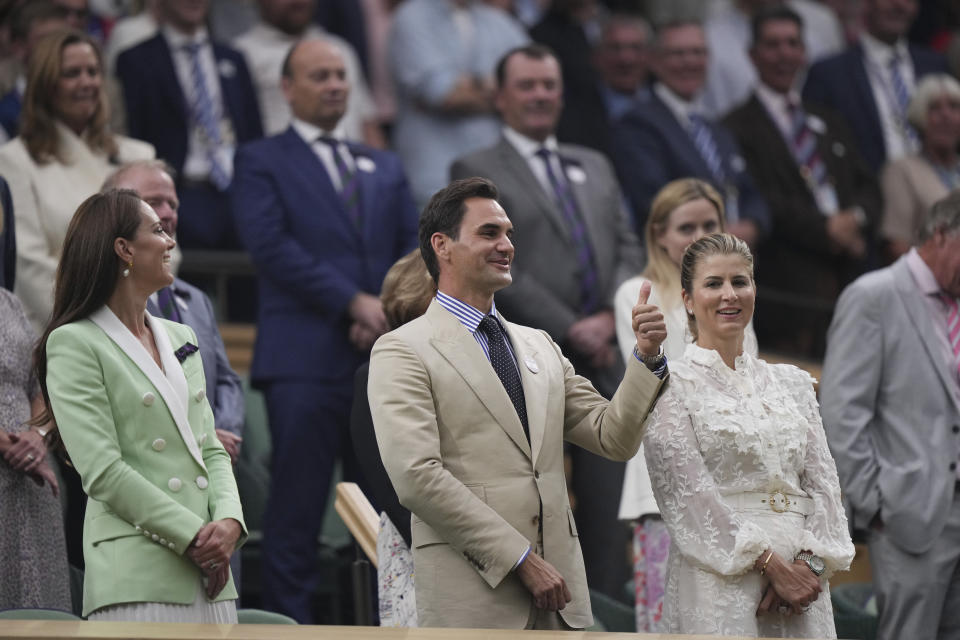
[319,137,362,230]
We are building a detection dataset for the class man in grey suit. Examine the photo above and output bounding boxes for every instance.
[821,191,960,640]
[450,44,644,598]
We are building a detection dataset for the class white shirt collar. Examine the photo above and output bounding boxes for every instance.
[654,82,704,123]
[684,341,751,373]
[162,24,210,50]
[755,81,800,115]
[501,125,558,159]
[860,30,910,66]
[290,117,340,145]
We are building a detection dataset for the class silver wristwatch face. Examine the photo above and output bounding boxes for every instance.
[806,555,826,576]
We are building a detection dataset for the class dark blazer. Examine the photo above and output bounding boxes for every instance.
[611,87,771,234]
[115,33,263,178]
[232,127,419,385]
[0,88,21,141]
[350,363,410,547]
[147,277,244,436]
[724,94,881,355]
[803,43,948,173]
[0,176,14,291]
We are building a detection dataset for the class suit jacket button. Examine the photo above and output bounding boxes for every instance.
[135,525,142,532]
[532,515,540,526]
[168,477,182,492]
[951,462,957,472]
[534,470,540,480]
[195,389,205,402]
[152,533,159,541]
[142,392,155,406]
[143,530,151,537]
[196,475,209,490]
[953,425,959,434]
[152,438,166,451]
[159,538,167,545]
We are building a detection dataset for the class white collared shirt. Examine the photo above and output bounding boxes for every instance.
[290,117,355,191]
[162,25,234,182]
[501,126,564,202]
[653,82,705,132]
[860,31,916,161]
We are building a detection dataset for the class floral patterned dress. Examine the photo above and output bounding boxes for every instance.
[0,289,71,610]
[644,343,854,637]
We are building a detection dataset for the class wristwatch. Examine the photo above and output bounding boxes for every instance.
[634,345,666,371]
[795,552,825,577]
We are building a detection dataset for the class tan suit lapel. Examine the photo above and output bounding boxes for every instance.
[426,301,532,459]
[504,322,549,465]
[89,306,206,470]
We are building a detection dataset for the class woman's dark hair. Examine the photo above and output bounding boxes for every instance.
[32,189,143,429]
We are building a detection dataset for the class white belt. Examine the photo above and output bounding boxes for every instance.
[724,491,814,516]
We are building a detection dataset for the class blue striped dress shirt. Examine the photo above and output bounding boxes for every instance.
[435,291,521,376]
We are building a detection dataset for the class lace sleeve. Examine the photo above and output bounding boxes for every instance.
[644,382,772,576]
[790,370,855,575]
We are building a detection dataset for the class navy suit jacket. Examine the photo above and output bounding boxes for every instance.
[0,88,21,141]
[115,33,263,178]
[803,43,948,173]
[232,128,419,385]
[610,88,771,234]
[147,277,244,436]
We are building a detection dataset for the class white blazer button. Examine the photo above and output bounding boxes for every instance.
[152,438,166,451]
[151,534,159,541]
[195,389,205,402]
[196,476,209,490]
[142,392,155,406]
[135,525,142,532]
[168,477,182,492]
[143,531,151,538]
[159,538,167,545]
[168,542,176,550]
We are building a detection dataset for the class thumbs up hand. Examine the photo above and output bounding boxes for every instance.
[632,281,667,357]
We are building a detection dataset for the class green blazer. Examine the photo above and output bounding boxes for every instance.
[46,307,247,616]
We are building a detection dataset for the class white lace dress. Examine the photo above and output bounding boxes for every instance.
[644,343,854,637]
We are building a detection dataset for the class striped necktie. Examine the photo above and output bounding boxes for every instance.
[183,42,230,190]
[156,286,182,323]
[318,137,362,230]
[788,103,828,190]
[688,113,727,185]
[887,53,919,147]
[943,293,960,383]
[535,148,599,313]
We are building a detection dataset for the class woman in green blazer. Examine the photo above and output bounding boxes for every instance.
[33,190,247,621]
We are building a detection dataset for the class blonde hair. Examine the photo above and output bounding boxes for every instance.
[381,249,436,330]
[642,178,725,310]
[679,233,754,339]
[907,73,960,133]
[21,29,117,165]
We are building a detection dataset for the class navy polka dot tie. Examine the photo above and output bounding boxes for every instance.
[479,315,529,441]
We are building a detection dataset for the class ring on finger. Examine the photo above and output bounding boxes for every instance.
[25,453,35,461]
[207,561,219,570]
[777,604,790,614]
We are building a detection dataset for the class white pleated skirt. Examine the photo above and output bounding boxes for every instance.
[86,583,237,623]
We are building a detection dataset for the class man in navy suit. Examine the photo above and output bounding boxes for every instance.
[116,0,262,249]
[232,38,419,623]
[803,0,947,174]
[610,20,770,241]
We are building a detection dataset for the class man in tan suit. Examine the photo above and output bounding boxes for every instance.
[369,177,668,629]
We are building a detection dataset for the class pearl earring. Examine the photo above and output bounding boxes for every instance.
[122,261,132,278]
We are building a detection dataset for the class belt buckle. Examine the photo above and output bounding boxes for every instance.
[768,490,790,513]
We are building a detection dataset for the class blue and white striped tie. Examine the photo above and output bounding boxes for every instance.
[184,42,230,190]
[688,113,726,185]
[888,54,919,147]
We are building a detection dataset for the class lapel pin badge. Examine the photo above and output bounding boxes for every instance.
[525,356,539,374]
[565,165,587,184]
[356,156,376,173]
[217,59,237,78]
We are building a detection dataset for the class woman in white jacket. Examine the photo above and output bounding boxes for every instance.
[614,178,758,631]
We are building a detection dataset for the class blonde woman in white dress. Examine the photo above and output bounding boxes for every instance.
[614,178,758,631]
[643,233,854,637]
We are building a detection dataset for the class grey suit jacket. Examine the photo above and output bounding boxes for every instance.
[820,256,960,554]
[148,277,244,436]
[450,136,643,393]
